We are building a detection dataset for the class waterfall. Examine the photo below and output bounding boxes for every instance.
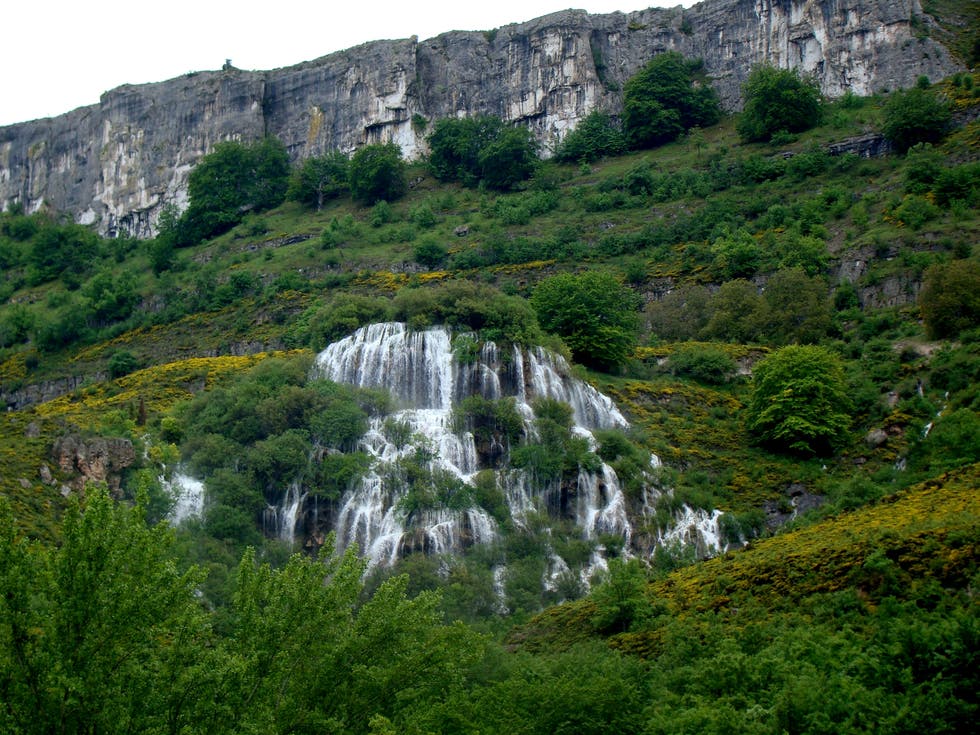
[166,472,205,525]
[310,322,720,575]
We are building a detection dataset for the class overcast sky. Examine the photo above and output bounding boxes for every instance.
[1,1,698,127]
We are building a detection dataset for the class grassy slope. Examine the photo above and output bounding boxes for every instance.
[508,462,980,654]
[0,83,976,571]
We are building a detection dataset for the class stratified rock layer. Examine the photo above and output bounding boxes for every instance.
[0,0,960,236]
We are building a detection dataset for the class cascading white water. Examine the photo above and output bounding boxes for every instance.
[166,472,205,525]
[311,322,722,578]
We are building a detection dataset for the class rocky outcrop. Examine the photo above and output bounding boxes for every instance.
[51,434,136,493]
[0,0,960,237]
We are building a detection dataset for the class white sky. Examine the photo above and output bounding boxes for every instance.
[0,1,695,127]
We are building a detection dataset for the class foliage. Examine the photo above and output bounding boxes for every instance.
[392,281,541,345]
[428,116,539,190]
[554,110,627,163]
[881,86,953,153]
[0,489,214,734]
[746,345,852,455]
[918,260,980,339]
[286,150,350,209]
[531,271,641,370]
[622,52,721,149]
[667,343,737,384]
[737,64,823,142]
[178,137,290,245]
[348,143,407,204]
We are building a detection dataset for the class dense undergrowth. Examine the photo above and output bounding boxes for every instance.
[0,71,978,732]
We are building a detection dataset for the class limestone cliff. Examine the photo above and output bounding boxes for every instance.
[0,0,960,237]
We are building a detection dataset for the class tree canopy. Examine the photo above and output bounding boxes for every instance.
[428,116,538,190]
[286,150,350,209]
[531,271,641,371]
[622,52,721,149]
[178,137,290,245]
[881,86,952,153]
[737,64,823,142]
[348,143,407,204]
[746,345,852,455]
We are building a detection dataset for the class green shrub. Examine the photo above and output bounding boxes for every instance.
[349,143,406,204]
[881,87,952,153]
[737,64,823,142]
[746,345,852,455]
[668,344,737,384]
[622,52,721,149]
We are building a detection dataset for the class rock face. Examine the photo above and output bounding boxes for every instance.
[51,434,136,493]
[0,0,960,237]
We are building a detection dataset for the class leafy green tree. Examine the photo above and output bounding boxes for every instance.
[701,279,763,343]
[0,489,217,734]
[746,345,852,455]
[737,64,823,142]
[554,110,626,163]
[668,344,736,384]
[28,222,99,285]
[881,86,952,153]
[622,52,721,149]
[755,267,832,345]
[919,260,980,339]
[348,143,406,204]
[478,126,539,191]
[427,116,539,190]
[287,151,350,209]
[531,271,641,371]
[178,137,290,245]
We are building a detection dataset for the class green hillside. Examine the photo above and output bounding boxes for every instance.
[1,69,978,733]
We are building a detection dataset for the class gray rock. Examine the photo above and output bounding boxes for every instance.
[0,0,960,238]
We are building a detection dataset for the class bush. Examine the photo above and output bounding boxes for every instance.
[554,111,626,163]
[413,240,448,269]
[531,271,641,371]
[881,87,952,153]
[622,52,721,149]
[668,344,736,384]
[286,151,349,209]
[348,143,406,204]
[746,345,852,455]
[178,137,290,245]
[428,116,538,191]
[919,260,980,339]
[737,64,823,142]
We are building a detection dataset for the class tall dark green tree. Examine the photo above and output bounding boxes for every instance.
[531,271,641,371]
[622,52,721,149]
[554,110,626,163]
[428,116,539,190]
[737,64,823,142]
[178,137,290,245]
[881,86,952,153]
[286,151,350,209]
[348,143,407,204]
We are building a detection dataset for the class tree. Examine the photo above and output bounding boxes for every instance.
[881,87,952,153]
[737,64,823,142]
[348,143,406,204]
[919,260,980,339]
[531,271,641,371]
[477,126,539,191]
[554,110,626,163]
[287,151,350,209]
[178,137,290,245]
[0,489,217,733]
[428,116,539,190]
[622,52,721,149]
[746,345,852,455]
